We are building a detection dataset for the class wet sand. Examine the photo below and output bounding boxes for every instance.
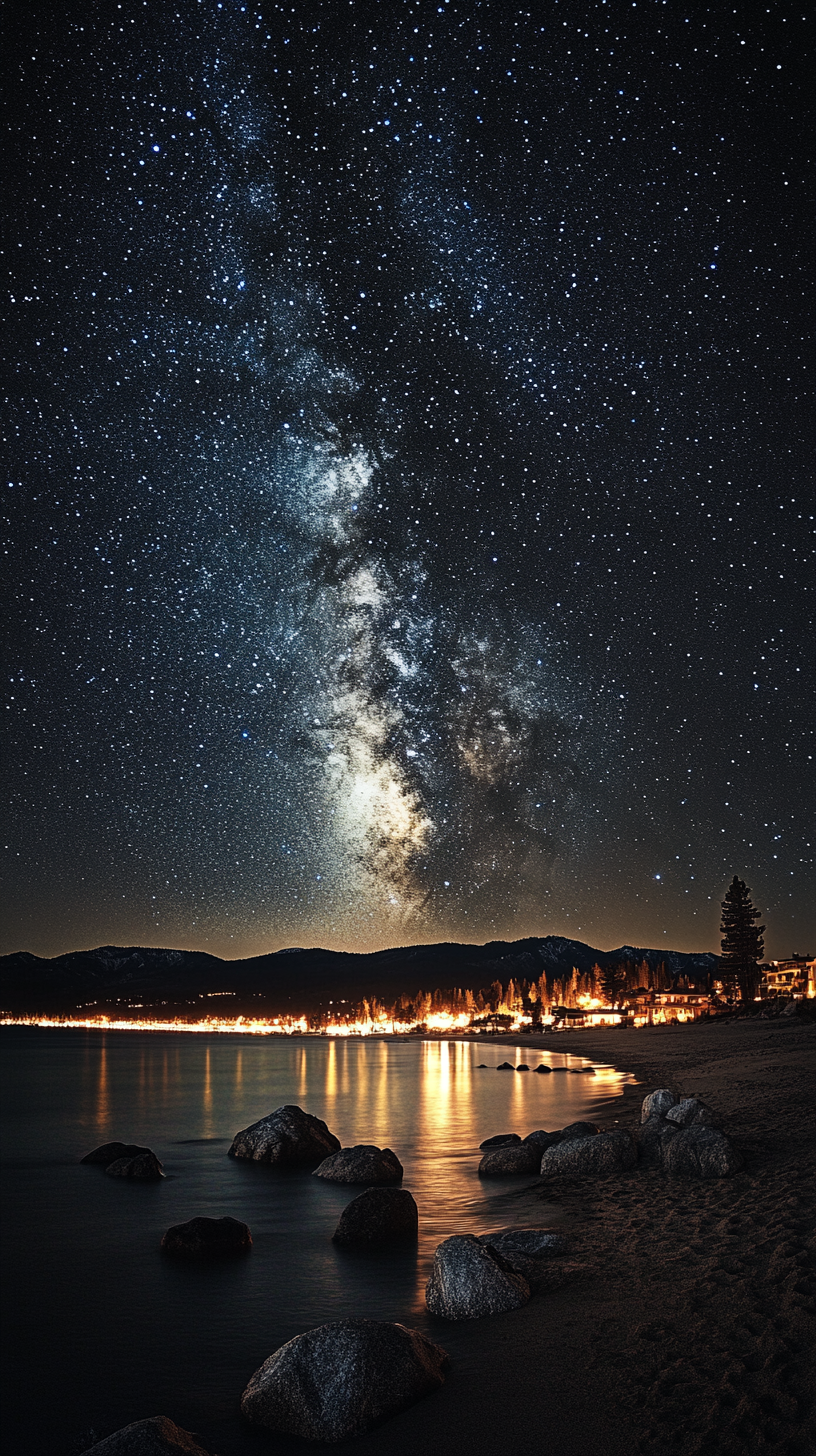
[330,1016,815,1456]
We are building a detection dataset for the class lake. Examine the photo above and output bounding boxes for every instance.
[0,1028,631,1454]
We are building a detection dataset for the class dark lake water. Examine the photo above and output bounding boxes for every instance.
[0,1028,630,1454]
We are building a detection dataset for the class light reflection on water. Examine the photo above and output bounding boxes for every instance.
[0,1029,631,1456]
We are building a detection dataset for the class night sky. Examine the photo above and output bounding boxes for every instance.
[3,0,812,960]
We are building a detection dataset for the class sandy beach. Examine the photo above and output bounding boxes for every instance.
[320,1015,815,1456]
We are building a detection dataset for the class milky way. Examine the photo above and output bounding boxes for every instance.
[3,0,812,957]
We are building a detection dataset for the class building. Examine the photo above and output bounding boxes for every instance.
[623,988,711,1025]
[763,958,816,999]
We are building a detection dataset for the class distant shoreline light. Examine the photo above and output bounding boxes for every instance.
[0,1011,488,1037]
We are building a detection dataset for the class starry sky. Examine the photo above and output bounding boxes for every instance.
[3,0,813,961]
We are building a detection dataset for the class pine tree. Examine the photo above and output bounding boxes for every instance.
[600,962,628,1009]
[720,876,765,1003]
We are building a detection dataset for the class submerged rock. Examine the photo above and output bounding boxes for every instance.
[479,1133,521,1149]
[665,1097,715,1128]
[478,1144,539,1176]
[426,1234,530,1320]
[532,1064,552,1074]
[662,1124,743,1178]
[105,1152,164,1180]
[516,1064,530,1072]
[314,1145,403,1185]
[241,1319,449,1442]
[81,1142,151,1166]
[333,1187,418,1244]
[161,1216,251,1257]
[228,1105,340,1165]
[641,1088,678,1123]
[83,1416,211,1454]
[541,1130,637,1177]
[560,1121,601,1140]
[496,1061,515,1070]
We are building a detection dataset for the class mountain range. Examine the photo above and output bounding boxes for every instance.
[0,937,718,1018]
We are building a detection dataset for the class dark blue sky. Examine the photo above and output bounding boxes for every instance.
[3,0,812,958]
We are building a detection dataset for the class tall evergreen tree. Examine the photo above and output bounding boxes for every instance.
[720,876,765,1003]
[601,961,628,1009]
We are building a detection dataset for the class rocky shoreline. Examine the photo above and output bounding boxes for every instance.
[73,1016,814,1455]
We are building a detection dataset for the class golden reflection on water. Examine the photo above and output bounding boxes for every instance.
[325,1039,337,1101]
[297,1044,309,1099]
[202,1045,213,1137]
[234,1048,243,1092]
[95,1038,109,1128]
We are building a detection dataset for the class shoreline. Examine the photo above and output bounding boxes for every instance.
[320,1017,815,1456]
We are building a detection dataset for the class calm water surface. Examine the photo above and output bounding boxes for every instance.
[0,1028,631,1454]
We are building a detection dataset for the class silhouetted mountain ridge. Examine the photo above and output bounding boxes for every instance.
[0,936,718,1017]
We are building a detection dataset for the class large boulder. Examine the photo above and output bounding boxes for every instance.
[560,1121,600,1140]
[662,1125,743,1178]
[314,1145,403,1185]
[637,1114,679,1166]
[228,1105,340,1165]
[83,1416,211,1454]
[532,1064,552,1074]
[479,1133,521,1149]
[81,1142,150,1166]
[478,1144,539,1176]
[665,1097,715,1128]
[333,1187,418,1245]
[522,1130,562,1154]
[541,1130,637,1177]
[641,1089,677,1123]
[161,1216,252,1257]
[425,1234,530,1319]
[240,1319,449,1441]
[105,1152,164,1180]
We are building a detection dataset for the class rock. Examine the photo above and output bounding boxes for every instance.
[516,1064,530,1071]
[532,1064,552,1073]
[665,1097,715,1128]
[161,1216,252,1257]
[522,1130,562,1153]
[477,1242,577,1295]
[479,1227,569,1259]
[637,1114,679,1165]
[476,1063,489,1068]
[541,1130,637,1177]
[333,1187,418,1244]
[641,1088,678,1123]
[425,1234,530,1319]
[314,1145,403,1185]
[496,1061,515,1070]
[662,1125,743,1178]
[228,1105,340,1165]
[478,1144,539,1176]
[105,1152,164,1180]
[560,1121,600,1140]
[479,1133,521,1149]
[571,1066,596,1074]
[551,1066,570,1072]
[83,1416,211,1454]
[80,1142,151,1166]
[240,1319,449,1441]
